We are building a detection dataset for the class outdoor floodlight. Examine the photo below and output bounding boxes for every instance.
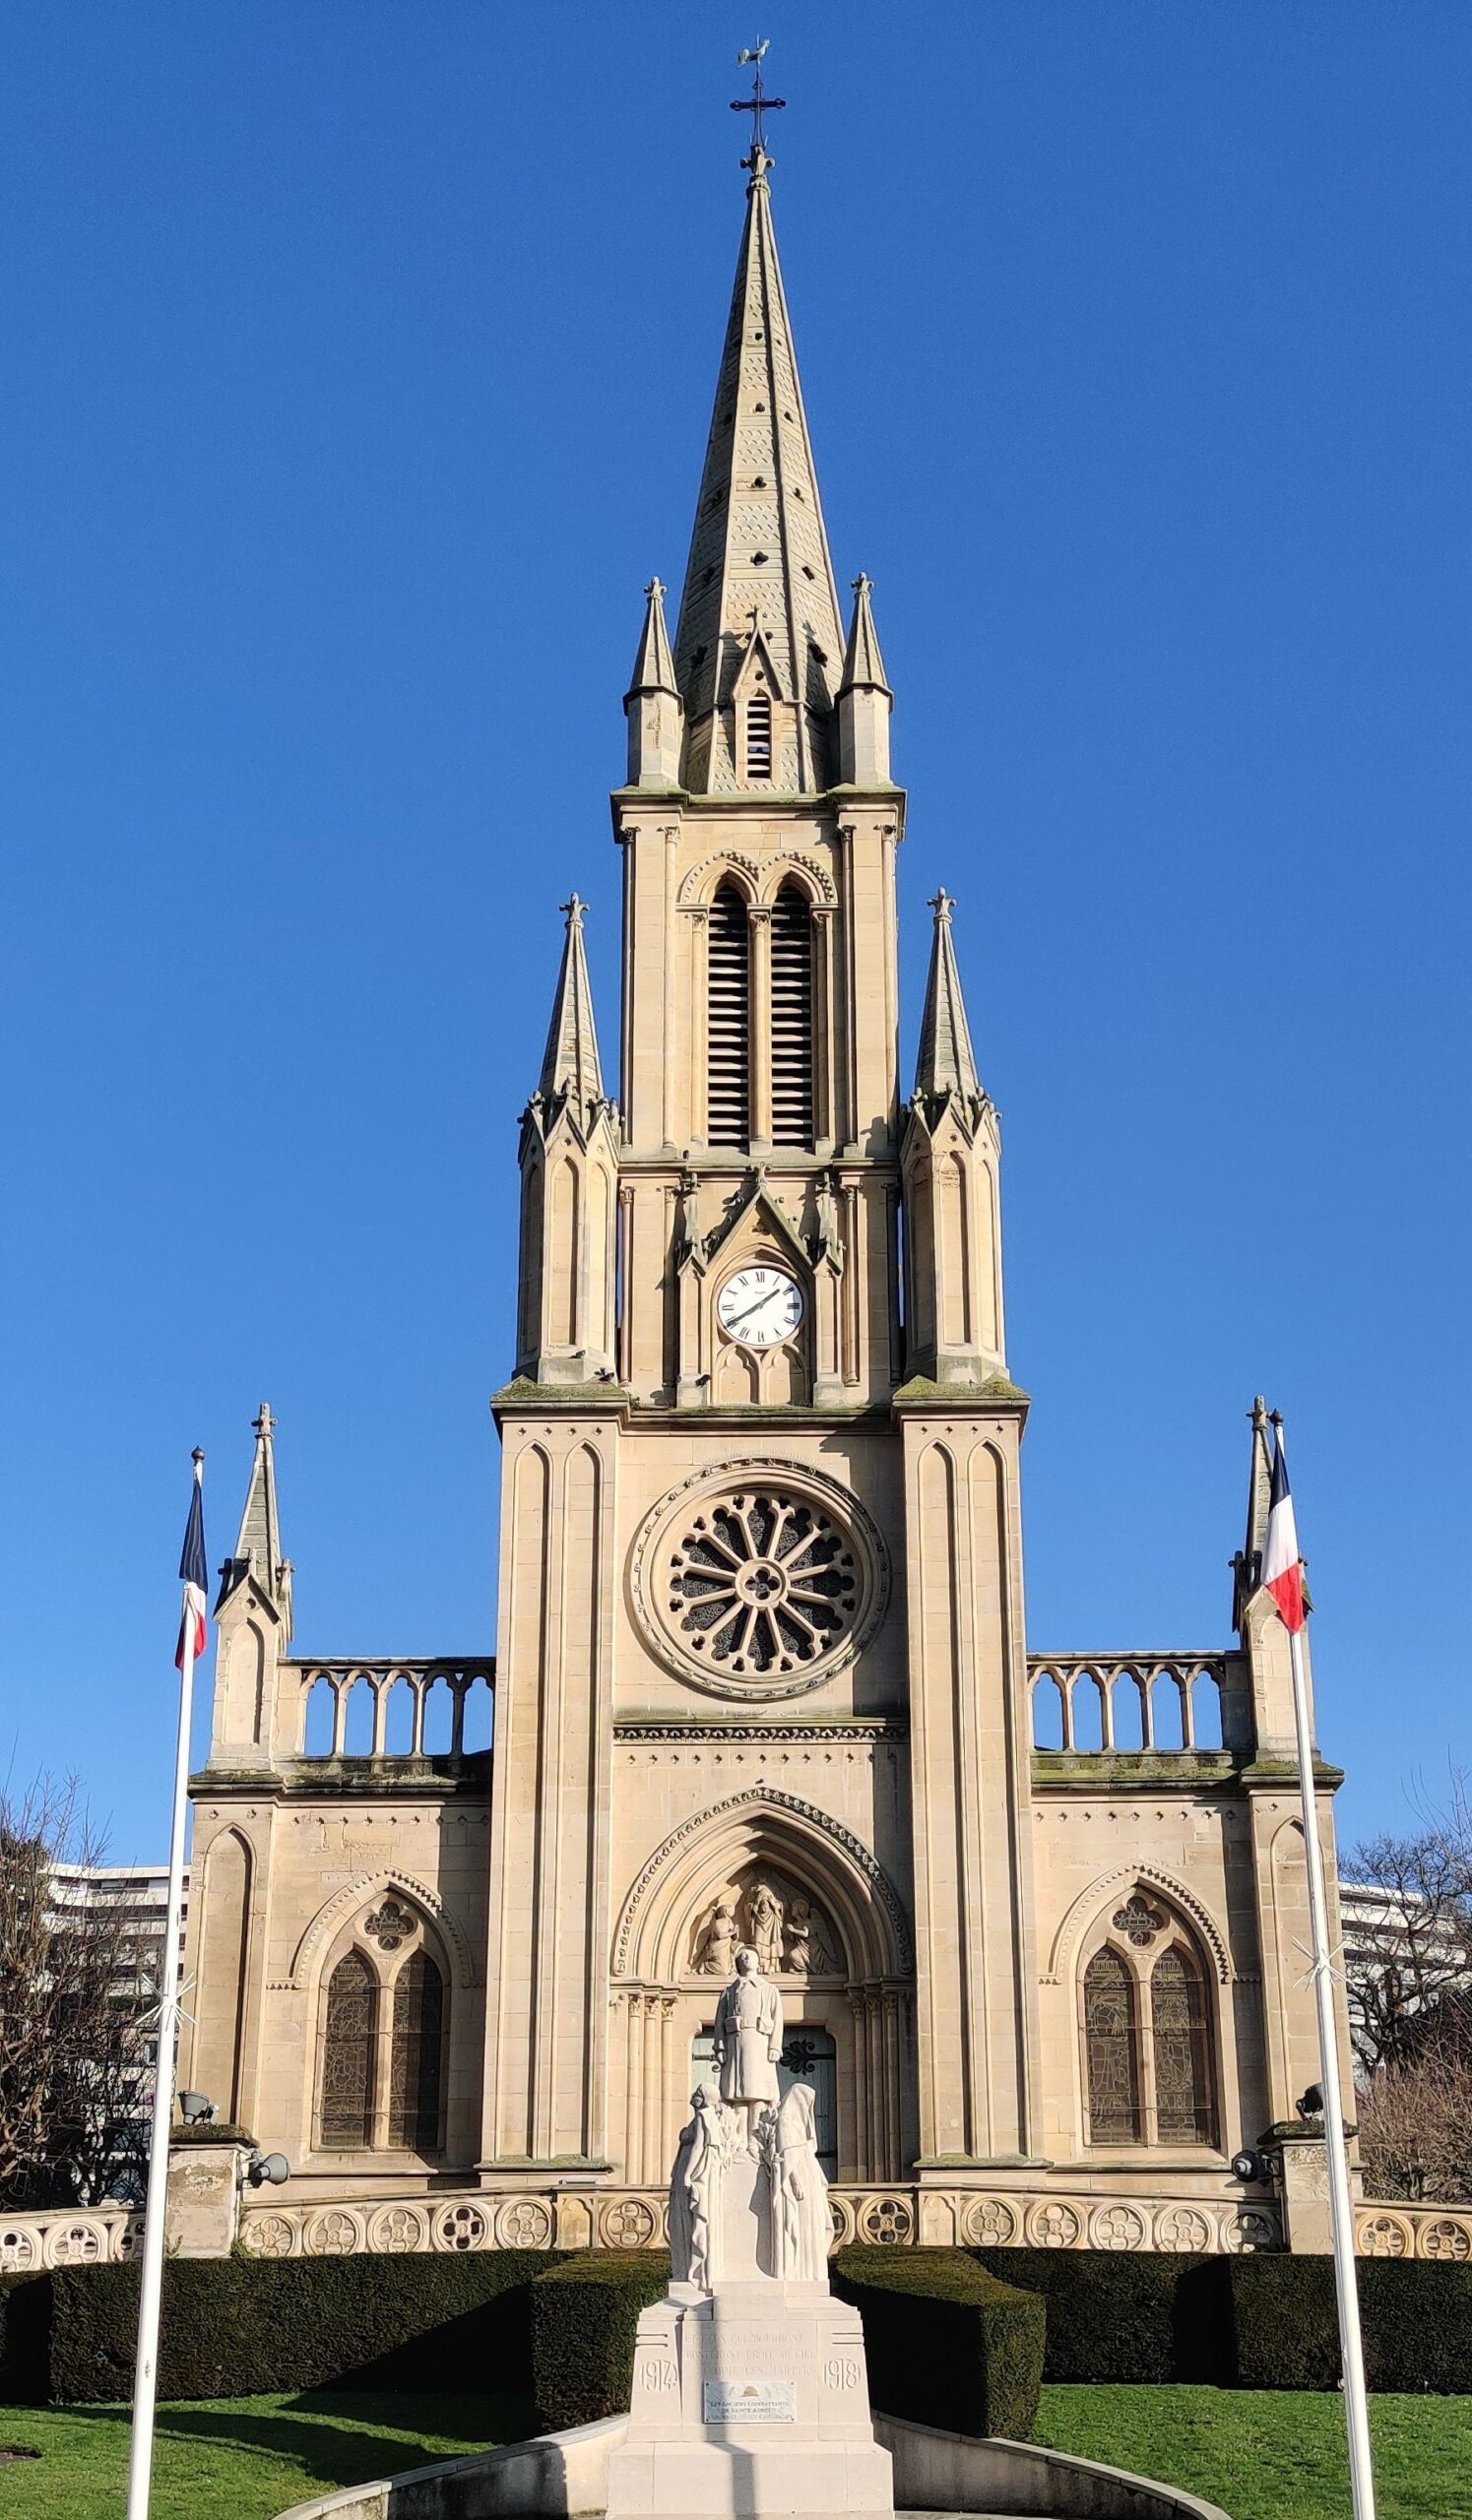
[1296,2082,1324,2119]
[177,2090,217,2123]
[1231,2149,1269,2183]
[247,2150,291,2187]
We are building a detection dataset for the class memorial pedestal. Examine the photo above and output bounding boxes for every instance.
[606,2280,894,2520]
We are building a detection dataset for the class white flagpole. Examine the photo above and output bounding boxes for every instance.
[126,1449,204,2520]
[1276,1418,1376,2520]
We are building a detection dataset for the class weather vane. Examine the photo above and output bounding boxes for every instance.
[731,38,786,165]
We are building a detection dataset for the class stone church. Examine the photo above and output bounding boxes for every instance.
[180,135,1354,2263]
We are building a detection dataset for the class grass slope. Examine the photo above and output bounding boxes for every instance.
[1035,2385,1472,2520]
[0,2389,527,2520]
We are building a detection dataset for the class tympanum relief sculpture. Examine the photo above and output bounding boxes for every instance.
[690,1870,840,1980]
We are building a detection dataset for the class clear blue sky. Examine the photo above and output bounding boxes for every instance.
[2,6,1467,1861]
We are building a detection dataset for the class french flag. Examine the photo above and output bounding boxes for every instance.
[1262,1424,1307,1633]
[175,1451,208,1670]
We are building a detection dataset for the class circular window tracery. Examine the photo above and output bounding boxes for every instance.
[631,1459,889,1701]
[672,1491,857,1676]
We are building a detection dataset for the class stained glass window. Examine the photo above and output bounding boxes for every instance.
[1152,1945,1211,2142]
[1084,1946,1141,2142]
[388,1950,444,2151]
[320,1949,376,2149]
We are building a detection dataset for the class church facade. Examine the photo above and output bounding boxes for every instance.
[181,140,1354,2262]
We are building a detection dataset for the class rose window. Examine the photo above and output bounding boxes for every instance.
[671,1491,858,1677]
[631,1460,889,1702]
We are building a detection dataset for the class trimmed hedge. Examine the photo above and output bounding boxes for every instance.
[532,2248,672,2431]
[833,2245,1043,2441]
[3,2250,552,2406]
[975,2248,1472,2394]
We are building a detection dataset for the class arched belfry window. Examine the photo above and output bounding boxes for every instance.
[746,693,773,780]
[1083,1946,1140,2143]
[707,884,750,1146]
[388,1949,445,2151]
[320,1949,376,2150]
[769,885,814,1149]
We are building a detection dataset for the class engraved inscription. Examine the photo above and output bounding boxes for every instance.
[639,2358,678,2394]
[703,2379,796,2426]
[823,2355,859,2391]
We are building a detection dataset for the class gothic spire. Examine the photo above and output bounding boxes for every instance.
[672,148,845,792]
[536,894,606,1112]
[913,890,986,1119]
[218,1402,292,1638]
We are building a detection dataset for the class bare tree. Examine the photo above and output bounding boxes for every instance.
[1358,2044,1472,2204]
[1342,1789,1472,2076]
[0,1778,152,2208]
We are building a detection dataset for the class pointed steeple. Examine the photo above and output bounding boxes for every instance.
[623,579,684,788]
[672,150,845,793]
[536,895,606,1115]
[218,1402,292,1639]
[913,891,985,1121]
[837,573,893,787]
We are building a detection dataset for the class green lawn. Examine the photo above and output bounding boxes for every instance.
[0,2390,529,2520]
[1035,2385,1472,2520]
[0,2386,1467,2520]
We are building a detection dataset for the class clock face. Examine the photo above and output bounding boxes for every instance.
[717,1266,804,1351]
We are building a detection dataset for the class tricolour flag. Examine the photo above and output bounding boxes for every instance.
[1262,1425,1306,1633]
[175,1453,208,1670]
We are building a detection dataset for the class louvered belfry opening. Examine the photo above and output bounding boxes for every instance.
[707,883,751,1146]
[770,884,814,1147]
[746,693,773,780]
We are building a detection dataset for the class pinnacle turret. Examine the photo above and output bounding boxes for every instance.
[837,573,893,786]
[913,891,986,1122]
[672,153,845,792]
[535,894,607,1118]
[218,1402,292,1639]
[623,580,683,788]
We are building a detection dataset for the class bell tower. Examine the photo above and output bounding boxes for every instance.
[483,114,1041,2196]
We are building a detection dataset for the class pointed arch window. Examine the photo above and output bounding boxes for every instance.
[1151,1945,1212,2142]
[1083,1946,1141,2143]
[707,884,750,1146]
[769,885,814,1149]
[387,1949,445,2151]
[319,1949,376,2150]
[1080,1905,1217,2148]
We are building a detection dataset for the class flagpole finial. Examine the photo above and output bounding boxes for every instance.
[191,1447,205,1472]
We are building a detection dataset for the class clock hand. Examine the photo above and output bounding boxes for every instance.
[726,1294,783,1333]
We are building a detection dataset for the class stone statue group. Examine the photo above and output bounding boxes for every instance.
[669,1947,830,2290]
[693,1877,838,1979]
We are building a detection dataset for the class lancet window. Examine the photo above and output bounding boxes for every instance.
[706,884,751,1145]
[1079,1897,1216,2149]
[316,1914,448,2156]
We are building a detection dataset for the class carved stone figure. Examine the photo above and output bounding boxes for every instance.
[692,1899,738,1978]
[764,2081,831,2282]
[668,2079,735,2292]
[712,1947,784,2144]
[784,1895,837,1977]
[746,1879,785,1977]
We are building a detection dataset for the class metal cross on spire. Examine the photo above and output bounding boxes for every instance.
[731,37,786,171]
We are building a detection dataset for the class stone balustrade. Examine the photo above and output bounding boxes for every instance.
[0,2207,145,2273]
[1029,1654,1230,1755]
[238,2182,1284,2260]
[1355,2199,1472,2260]
[288,1659,494,1763]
